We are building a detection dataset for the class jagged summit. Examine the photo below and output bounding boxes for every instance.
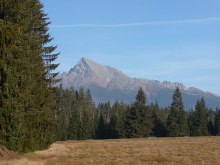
[70,57,124,76]
[66,57,131,89]
[77,57,98,71]
[58,57,220,109]
[69,57,93,74]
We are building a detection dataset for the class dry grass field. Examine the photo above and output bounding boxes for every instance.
[1,137,220,165]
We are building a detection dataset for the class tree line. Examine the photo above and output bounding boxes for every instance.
[56,86,220,141]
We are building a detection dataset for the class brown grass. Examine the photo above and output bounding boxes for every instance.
[1,137,220,165]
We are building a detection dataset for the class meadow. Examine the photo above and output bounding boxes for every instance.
[1,137,220,165]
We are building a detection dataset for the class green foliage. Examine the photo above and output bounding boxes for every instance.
[195,98,208,136]
[215,109,220,135]
[95,102,111,139]
[96,113,106,139]
[150,102,166,137]
[126,88,152,138]
[189,98,208,136]
[56,87,95,140]
[56,86,75,140]
[0,0,59,152]
[135,87,146,105]
[167,88,188,137]
[109,102,128,139]
[56,86,219,142]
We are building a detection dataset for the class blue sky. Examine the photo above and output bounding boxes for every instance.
[41,0,220,95]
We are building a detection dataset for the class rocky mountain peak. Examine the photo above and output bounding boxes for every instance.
[69,57,89,74]
[69,57,107,75]
[58,57,220,109]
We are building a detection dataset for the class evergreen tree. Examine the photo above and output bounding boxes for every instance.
[167,88,188,137]
[0,0,28,152]
[109,111,117,138]
[150,102,166,137]
[136,87,146,105]
[191,98,208,136]
[85,89,96,138]
[95,102,110,139]
[66,87,95,140]
[0,0,59,152]
[207,109,215,136]
[96,113,106,139]
[208,119,215,136]
[56,87,76,141]
[86,89,93,105]
[109,102,127,139]
[215,109,220,135]
[126,87,152,138]
[188,110,198,136]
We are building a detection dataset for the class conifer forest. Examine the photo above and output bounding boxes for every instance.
[0,0,220,154]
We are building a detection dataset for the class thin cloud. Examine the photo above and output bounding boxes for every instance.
[50,17,220,28]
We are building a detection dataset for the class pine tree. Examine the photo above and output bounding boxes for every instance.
[109,101,127,139]
[0,0,28,151]
[191,98,208,136]
[207,109,215,136]
[126,87,152,138]
[85,89,96,138]
[23,0,59,152]
[109,111,117,138]
[68,104,79,140]
[198,98,208,136]
[0,0,59,152]
[214,109,220,135]
[56,87,76,141]
[66,87,95,140]
[150,102,166,137]
[167,88,188,137]
[188,110,198,136]
[96,113,106,139]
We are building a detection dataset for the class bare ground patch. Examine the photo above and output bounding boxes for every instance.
[0,146,20,161]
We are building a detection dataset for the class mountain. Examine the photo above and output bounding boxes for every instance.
[58,57,220,109]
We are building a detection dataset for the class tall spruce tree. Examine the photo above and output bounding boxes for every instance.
[0,0,59,152]
[150,102,166,137]
[95,102,111,139]
[126,87,152,138]
[57,87,76,141]
[85,89,96,138]
[0,0,28,152]
[191,98,208,136]
[66,87,95,140]
[167,88,188,137]
[188,109,198,136]
[96,113,106,139]
[109,101,127,139]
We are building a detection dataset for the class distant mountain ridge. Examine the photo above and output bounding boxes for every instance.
[58,57,220,109]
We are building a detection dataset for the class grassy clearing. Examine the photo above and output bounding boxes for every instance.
[1,137,220,165]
